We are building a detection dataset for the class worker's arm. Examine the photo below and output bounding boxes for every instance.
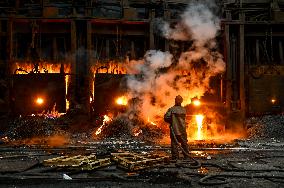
[164,108,172,123]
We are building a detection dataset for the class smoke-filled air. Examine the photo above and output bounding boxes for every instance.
[126,1,225,123]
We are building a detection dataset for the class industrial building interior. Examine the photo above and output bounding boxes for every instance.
[0,0,284,187]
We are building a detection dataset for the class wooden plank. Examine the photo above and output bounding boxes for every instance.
[111,152,170,171]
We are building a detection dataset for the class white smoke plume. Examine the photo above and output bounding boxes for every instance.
[126,0,225,122]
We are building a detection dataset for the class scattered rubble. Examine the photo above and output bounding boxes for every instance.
[246,115,284,140]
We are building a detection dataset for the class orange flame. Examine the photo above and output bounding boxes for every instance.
[147,117,157,125]
[95,115,112,135]
[14,62,71,74]
[39,104,65,118]
[116,96,128,106]
[91,61,127,75]
[195,114,204,140]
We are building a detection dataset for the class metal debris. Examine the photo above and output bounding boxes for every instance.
[246,115,284,139]
[63,174,72,180]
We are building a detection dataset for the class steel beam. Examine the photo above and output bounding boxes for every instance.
[279,41,284,65]
[86,20,92,114]
[149,9,155,49]
[239,12,245,121]
[225,11,232,114]
[70,20,76,109]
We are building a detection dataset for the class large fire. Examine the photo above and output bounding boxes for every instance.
[95,115,112,135]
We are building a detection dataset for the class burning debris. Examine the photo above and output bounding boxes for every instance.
[92,115,165,141]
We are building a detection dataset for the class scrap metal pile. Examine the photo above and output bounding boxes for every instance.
[6,116,66,139]
[246,115,284,140]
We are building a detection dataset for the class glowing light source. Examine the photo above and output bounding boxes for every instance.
[116,96,128,106]
[195,114,204,140]
[192,99,201,106]
[35,97,44,105]
[271,99,276,104]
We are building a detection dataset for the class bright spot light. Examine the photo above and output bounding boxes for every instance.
[271,99,276,104]
[116,96,128,106]
[35,97,44,105]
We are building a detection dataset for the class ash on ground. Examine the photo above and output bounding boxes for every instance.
[246,114,284,140]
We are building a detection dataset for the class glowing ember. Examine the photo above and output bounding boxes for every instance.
[134,129,142,137]
[198,167,209,174]
[95,115,112,135]
[41,104,64,118]
[35,97,44,105]
[192,99,201,106]
[195,114,204,140]
[147,117,157,125]
[116,96,128,106]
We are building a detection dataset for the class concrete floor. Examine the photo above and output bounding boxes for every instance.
[0,139,284,188]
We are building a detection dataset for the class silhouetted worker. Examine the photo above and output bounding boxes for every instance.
[164,95,189,160]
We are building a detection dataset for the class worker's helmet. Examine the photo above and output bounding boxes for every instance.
[175,95,183,105]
